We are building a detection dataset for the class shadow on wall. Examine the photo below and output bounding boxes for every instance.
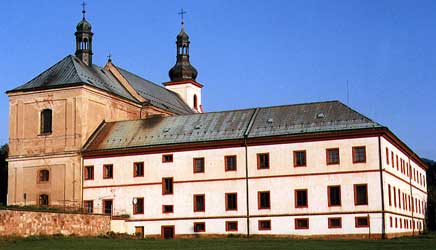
[0,144,8,206]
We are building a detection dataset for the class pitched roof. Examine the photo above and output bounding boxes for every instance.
[7,55,194,115]
[83,101,383,153]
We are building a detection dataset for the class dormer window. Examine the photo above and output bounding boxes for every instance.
[40,109,52,134]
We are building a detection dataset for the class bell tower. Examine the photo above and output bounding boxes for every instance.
[75,2,93,66]
[164,9,203,112]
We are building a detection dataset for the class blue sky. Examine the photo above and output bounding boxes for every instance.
[0,1,435,160]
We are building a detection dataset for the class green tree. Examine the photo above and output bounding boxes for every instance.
[0,144,8,205]
[423,158,436,231]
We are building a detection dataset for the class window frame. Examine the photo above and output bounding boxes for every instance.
[354,184,368,206]
[84,165,94,180]
[38,194,49,206]
[225,193,238,211]
[327,185,341,207]
[193,222,206,233]
[258,191,271,210]
[38,169,50,183]
[83,200,93,213]
[295,189,308,208]
[225,155,237,172]
[258,220,271,231]
[162,205,174,214]
[193,157,205,174]
[103,164,113,179]
[133,162,144,177]
[293,150,307,167]
[102,199,113,215]
[257,153,270,170]
[40,109,53,135]
[326,148,340,165]
[328,217,342,229]
[295,218,309,230]
[355,216,370,228]
[225,221,238,232]
[162,154,173,163]
[162,177,174,195]
[133,197,144,215]
[352,146,366,163]
[193,194,206,212]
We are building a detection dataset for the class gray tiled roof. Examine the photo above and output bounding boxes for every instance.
[7,55,194,115]
[83,101,383,152]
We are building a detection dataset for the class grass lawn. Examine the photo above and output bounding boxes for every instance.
[1,234,436,250]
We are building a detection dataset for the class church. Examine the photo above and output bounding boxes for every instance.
[6,6,427,239]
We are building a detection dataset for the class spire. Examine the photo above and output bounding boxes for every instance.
[169,9,198,82]
[75,1,93,66]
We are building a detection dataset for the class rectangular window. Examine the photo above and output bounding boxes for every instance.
[354,184,368,205]
[133,162,144,177]
[258,220,271,230]
[257,153,270,169]
[162,177,174,195]
[103,164,113,179]
[396,155,399,170]
[83,200,93,213]
[328,217,342,229]
[162,205,174,213]
[225,193,238,211]
[398,189,401,209]
[388,184,392,206]
[162,154,173,163]
[258,191,270,209]
[355,216,370,228]
[328,186,341,207]
[133,197,144,214]
[386,148,389,165]
[194,222,206,232]
[393,187,397,207]
[84,166,94,180]
[294,150,307,167]
[194,194,205,212]
[295,189,308,208]
[390,217,393,228]
[102,199,113,215]
[352,146,366,163]
[295,218,309,229]
[226,221,238,232]
[326,148,340,165]
[225,155,237,171]
[193,158,205,173]
[391,152,394,168]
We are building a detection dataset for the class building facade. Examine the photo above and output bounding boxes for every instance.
[7,8,427,239]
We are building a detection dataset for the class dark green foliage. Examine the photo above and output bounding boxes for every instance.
[422,158,436,231]
[1,234,436,250]
[0,144,8,206]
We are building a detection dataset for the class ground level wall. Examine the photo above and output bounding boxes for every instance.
[0,209,110,237]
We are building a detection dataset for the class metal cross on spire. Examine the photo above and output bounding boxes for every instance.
[82,1,87,19]
[178,8,187,25]
[107,53,112,62]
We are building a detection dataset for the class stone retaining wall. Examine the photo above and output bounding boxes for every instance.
[0,209,110,237]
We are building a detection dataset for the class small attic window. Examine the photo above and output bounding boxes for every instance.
[316,113,326,119]
[194,125,201,130]
[163,128,170,133]
[267,118,274,124]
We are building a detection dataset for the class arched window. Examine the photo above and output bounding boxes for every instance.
[193,95,198,110]
[39,194,49,206]
[40,109,52,134]
[39,169,49,182]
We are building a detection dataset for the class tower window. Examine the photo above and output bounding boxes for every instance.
[193,95,198,110]
[225,155,237,171]
[103,164,113,179]
[162,178,174,195]
[40,109,52,134]
[193,158,205,173]
[38,169,49,183]
[39,194,49,206]
[353,146,366,163]
[257,153,270,169]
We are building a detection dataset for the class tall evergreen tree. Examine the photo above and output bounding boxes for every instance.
[423,158,436,231]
